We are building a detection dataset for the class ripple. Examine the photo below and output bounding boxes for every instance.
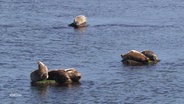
[94,23,175,28]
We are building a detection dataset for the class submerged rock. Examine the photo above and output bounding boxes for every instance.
[69,15,87,28]
[31,80,56,86]
[30,61,49,82]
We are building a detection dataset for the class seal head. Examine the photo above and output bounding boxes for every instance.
[69,15,87,28]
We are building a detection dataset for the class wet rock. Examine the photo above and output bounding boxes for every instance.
[122,59,145,66]
[31,80,56,86]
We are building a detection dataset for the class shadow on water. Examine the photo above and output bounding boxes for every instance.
[30,82,81,95]
[30,85,49,96]
[74,27,87,33]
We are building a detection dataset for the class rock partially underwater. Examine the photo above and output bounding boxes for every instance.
[121,50,160,66]
[31,80,56,86]
[30,61,81,86]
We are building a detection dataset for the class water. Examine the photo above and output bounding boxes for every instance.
[1,0,184,103]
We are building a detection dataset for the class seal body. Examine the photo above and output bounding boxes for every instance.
[30,61,49,82]
[48,68,81,84]
[49,70,70,84]
[141,50,159,62]
[69,15,87,28]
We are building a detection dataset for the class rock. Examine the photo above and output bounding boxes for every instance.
[31,80,56,86]
[30,61,49,82]
[121,50,149,64]
[69,15,87,28]
[122,59,145,66]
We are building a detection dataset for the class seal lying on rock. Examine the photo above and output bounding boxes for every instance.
[30,61,49,82]
[48,68,81,84]
[121,50,149,64]
[141,50,159,62]
[69,15,87,28]
[121,50,159,66]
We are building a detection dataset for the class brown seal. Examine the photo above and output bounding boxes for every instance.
[30,61,49,82]
[48,68,81,84]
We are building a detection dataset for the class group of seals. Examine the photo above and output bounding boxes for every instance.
[121,50,160,66]
[30,50,159,85]
[30,16,160,85]
[30,61,81,85]
[69,15,87,28]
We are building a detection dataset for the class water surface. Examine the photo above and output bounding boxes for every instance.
[1,0,184,103]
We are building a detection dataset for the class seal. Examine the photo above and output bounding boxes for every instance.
[141,50,159,62]
[69,15,87,28]
[30,61,49,82]
[48,68,81,84]
[48,70,70,84]
[121,50,149,64]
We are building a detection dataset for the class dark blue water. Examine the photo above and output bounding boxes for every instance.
[1,0,184,103]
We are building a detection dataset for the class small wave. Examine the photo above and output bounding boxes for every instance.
[0,24,15,28]
[93,23,175,28]
[52,26,68,29]
[9,93,22,97]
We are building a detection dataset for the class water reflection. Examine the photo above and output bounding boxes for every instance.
[30,82,81,95]
[31,85,49,96]
[74,27,86,33]
[55,82,81,89]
